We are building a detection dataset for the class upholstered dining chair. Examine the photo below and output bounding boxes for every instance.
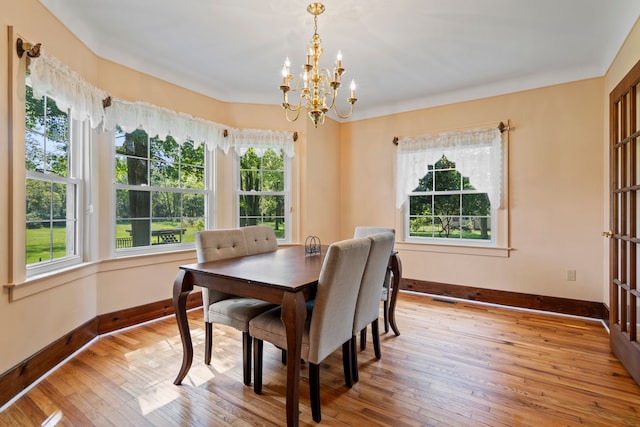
[249,237,372,422]
[195,227,278,386]
[353,226,396,342]
[350,232,395,383]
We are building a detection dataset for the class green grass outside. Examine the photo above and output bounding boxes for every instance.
[27,221,286,263]
[26,226,67,264]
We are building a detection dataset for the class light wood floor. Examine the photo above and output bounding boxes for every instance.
[1,292,639,426]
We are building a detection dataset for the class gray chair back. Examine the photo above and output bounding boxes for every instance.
[307,237,371,364]
[352,232,395,335]
[195,229,249,320]
[243,225,278,255]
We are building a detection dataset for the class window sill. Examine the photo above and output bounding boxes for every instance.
[5,249,197,302]
[395,241,511,257]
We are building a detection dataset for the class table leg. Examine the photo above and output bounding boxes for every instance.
[280,291,306,427]
[173,270,195,385]
[389,253,402,336]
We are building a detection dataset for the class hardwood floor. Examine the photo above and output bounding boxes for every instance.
[1,292,639,426]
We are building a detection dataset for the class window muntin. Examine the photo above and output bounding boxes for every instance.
[407,154,493,244]
[25,85,80,268]
[237,148,289,240]
[114,129,208,251]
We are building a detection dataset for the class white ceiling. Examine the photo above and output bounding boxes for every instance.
[39,0,640,121]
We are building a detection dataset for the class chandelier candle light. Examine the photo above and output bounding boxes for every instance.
[279,2,357,128]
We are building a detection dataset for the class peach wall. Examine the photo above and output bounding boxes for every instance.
[341,78,606,301]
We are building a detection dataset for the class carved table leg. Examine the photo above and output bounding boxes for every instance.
[173,269,195,385]
[281,291,306,427]
[389,253,402,336]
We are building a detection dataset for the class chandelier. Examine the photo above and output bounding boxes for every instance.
[279,3,357,128]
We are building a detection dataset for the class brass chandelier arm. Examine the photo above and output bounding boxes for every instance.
[278,2,357,128]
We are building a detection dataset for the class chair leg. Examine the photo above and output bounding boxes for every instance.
[360,327,367,351]
[350,336,359,383]
[371,319,381,360]
[204,322,213,365]
[242,332,252,386]
[309,363,321,423]
[342,341,353,388]
[253,338,263,394]
[383,300,390,333]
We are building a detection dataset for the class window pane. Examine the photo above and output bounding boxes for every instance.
[261,195,285,217]
[461,216,491,240]
[240,170,260,191]
[129,219,152,247]
[462,193,491,216]
[410,216,434,237]
[150,160,179,187]
[25,130,45,172]
[152,191,181,218]
[51,183,68,220]
[26,222,51,264]
[116,129,148,156]
[26,179,51,222]
[183,193,205,218]
[51,220,68,260]
[410,195,431,215]
[116,189,150,219]
[151,218,183,244]
[435,170,461,191]
[263,171,284,191]
[240,194,260,217]
[434,194,460,216]
[436,216,461,238]
[181,165,204,190]
[180,140,204,167]
[181,217,204,243]
[151,136,179,163]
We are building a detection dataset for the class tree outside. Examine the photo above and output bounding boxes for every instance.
[239,148,286,238]
[25,85,74,264]
[409,155,491,240]
[114,130,206,248]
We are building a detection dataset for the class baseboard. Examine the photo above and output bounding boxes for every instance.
[0,318,98,408]
[400,278,608,321]
[98,292,202,334]
[0,292,202,408]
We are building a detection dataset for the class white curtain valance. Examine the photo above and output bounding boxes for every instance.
[225,128,295,158]
[395,127,503,209]
[28,51,296,156]
[28,50,108,128]
[103,99,227,149]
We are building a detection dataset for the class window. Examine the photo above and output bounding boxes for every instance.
[396,127,504,247]
[408,155,492,242]
[237,147,290,241]
[114,129,209,252]
[25,84,82,272]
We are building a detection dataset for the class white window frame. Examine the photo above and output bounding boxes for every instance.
[396,126,508,251]
[111,130,214,256]
[234,148,291,243]
[25,88,84,277]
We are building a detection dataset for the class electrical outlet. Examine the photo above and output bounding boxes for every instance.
[566,269,576,281]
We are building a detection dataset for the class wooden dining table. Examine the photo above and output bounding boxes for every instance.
[172,244,402,426]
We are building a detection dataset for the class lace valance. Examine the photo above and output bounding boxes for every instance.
[225,129,295,158]
[103,99,227,148]
[28,51,296,156]
[396,127,503,209]
[28,50,108,128]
